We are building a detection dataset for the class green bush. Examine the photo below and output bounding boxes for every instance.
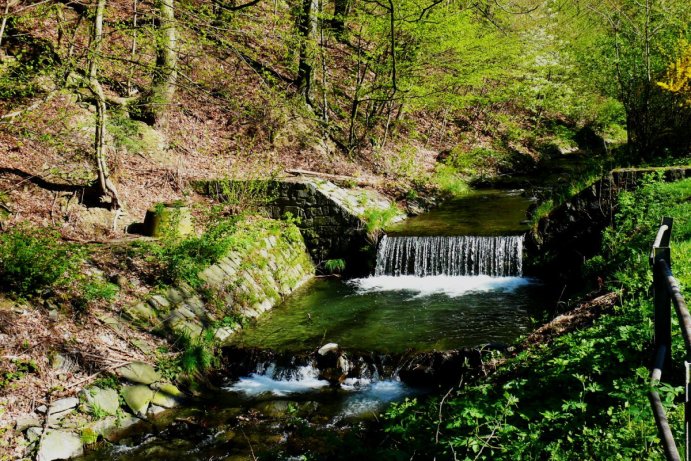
[431,164,470,197]
[0,224,84,297]
[177,330,218,374]
[137,215,241,287]
[72,277,120,312]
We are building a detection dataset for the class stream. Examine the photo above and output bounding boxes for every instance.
[79,188,553,461]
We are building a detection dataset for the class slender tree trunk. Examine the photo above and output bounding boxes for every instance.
[318,0,328,123]
[0,0,12,49]
[347,27,366,151]
[387,0,397,96]
[142,0,177,126]
[296,0,317,105]
[88,0,121,209]
[127,0,138,97]
[332,0,349,33]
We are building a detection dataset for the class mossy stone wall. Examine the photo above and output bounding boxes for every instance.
[195,178,404,275]
[122,220,315,343]
[527,166,691,283]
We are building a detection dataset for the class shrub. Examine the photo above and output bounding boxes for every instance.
[177,330,218,374]
[138,215,241,287]
[324,259,346,274]
[431,164,470,197]
[0,224,84,297]
[72,277,120,312]
[363,205,401,234]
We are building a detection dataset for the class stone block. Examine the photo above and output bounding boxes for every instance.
[165,288,185,304]
[15,414,41,432]
[49,397,79,415]
[199,265,226,288]
[122,302,157,324]
[148,294,171,310]
[218,262,237,277]
[170,318,203,337]
[175,306,196,320]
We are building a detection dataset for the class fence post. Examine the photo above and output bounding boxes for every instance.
[653,245,672,374]
[686,361,690,461]
[651,217,673,378]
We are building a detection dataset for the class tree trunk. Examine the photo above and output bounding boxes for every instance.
[296,0,317,105]
[88,0,121,209]
[0,0,12,48]
[141,0,177,127]
[331,0,349,33]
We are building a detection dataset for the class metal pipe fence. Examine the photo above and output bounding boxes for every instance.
[649,217,690,461]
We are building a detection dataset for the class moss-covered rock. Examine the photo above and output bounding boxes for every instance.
[116,362,161,385]
[121,385,155,417]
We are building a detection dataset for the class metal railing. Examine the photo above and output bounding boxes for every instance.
[650,217,691,461]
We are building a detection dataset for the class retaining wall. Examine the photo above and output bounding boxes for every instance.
[122,219,315,342]
[195,177,404,275]
[527,166,691,283]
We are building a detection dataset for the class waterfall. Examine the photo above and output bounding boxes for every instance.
[374,235,524,277]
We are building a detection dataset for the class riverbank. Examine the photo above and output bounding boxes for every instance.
[0,214,317,460]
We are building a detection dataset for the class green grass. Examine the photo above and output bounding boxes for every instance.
[383,176,691,460]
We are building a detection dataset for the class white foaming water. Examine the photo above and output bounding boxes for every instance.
[340,380,410,417]
[375,235,524,277]
[226,364,410,417]
[349,274,534,298]
[225,365,330,396]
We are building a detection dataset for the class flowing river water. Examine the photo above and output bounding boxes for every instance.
[79,189,554,461]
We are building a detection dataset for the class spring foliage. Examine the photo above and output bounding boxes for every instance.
[658,40,691,104]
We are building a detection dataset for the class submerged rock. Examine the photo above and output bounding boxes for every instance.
[317,343,339,355]
[256,400,296,418]
[316,343,351,386]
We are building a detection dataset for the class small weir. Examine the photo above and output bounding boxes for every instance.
[374,234,524,277]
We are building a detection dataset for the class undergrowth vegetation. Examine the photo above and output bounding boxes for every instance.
[383,176,691,459]
[0,224,84,297]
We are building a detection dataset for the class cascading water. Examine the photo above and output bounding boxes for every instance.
[374,234,524,277]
